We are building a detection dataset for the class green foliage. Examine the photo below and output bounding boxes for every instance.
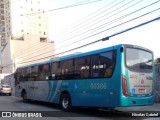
[155,58,160,63]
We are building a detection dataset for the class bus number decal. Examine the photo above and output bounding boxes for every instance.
[90,83,107,89]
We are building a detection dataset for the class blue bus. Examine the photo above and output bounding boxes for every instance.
[14,44,155,111]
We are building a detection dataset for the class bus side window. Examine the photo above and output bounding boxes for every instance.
[99,50,116,78]
[30,66,38,81]
[91,55,100,78]
[61,59,74,80]
[51,62,61,80]
[75,56,90,79]
[38,64,50,81]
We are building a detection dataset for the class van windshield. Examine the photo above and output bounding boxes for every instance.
[126,48,153,70]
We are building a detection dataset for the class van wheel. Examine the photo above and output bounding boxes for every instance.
[22,91,28,102]
[60,93,71,112]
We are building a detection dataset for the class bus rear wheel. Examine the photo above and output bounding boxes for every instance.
[22,91,28,102]
[60,93,71,112]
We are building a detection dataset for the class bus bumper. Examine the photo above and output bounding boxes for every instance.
[121,95,155,107]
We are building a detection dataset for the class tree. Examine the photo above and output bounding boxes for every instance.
[155,58,160,63]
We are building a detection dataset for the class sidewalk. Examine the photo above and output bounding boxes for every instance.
[115,103,160,111]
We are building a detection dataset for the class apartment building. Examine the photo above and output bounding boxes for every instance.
[0,0,55,73]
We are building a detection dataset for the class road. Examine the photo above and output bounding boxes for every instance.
[0,95,155,120]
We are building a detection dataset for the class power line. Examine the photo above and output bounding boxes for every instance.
[2,15,160,68]
[13,16,160,66]
[12,0,119,58]
[2,0,159,63]
[59,7,160,49]
[54,0,140,43]
[13,0,135,58]
[57,0,160,47]
[52,0,122,41]
[48,0,104,11]
[49,0,159,46]
[14,42,54,58]
[14,0,160,60]
[8,0,104,18]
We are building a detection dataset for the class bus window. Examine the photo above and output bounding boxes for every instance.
[26,67,31,81]
[75,56,90,79]
[91,55,100,78]
[99,51,116,77]
[15,69,21,86]
[30,66,38,81]
[51,62,62,80]
[61,59,74,79]
[20,67,29,81]
[126,48,152,70]
[38,64,50,81]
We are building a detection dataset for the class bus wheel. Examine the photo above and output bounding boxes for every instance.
[22,91,28,102]
[60,93,71,112]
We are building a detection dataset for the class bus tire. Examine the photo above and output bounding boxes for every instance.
[22,91,28,102]
[60,93,72,112]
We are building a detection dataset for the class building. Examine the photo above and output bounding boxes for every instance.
[0,0,55,73]
[2,34,55,73]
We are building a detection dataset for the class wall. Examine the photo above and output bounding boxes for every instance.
[2,34,55,73]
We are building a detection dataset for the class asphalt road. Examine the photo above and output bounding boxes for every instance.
[0,95,153,120]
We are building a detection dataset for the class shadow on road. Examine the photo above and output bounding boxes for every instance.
[16,99,135,118]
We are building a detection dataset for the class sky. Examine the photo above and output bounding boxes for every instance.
[46,0,160,59]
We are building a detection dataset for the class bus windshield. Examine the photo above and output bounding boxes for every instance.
[126,48,153,70]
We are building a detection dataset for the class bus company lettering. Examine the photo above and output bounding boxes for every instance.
[90,83,107,89]
[12,112,42,117]
[132,112,159,117]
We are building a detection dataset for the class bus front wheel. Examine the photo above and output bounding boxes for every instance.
[60,93,71,112]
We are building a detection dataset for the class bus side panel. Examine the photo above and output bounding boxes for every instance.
[71,79,111,107]
[109,48,122,107]
[46,80,75,104]
[33,81,50,102]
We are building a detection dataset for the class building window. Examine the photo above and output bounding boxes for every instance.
[0,4,4,8]
[1,16,4,20]
[40,37,47,42]
[2,27,5,32]
[1,10,4,14]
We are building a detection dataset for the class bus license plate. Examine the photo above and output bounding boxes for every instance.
[138,89,145,93]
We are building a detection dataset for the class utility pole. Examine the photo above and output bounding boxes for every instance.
[0,35,2,73]
[0,35,2,84]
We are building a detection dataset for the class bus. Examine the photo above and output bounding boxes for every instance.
[14,44,155,111]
